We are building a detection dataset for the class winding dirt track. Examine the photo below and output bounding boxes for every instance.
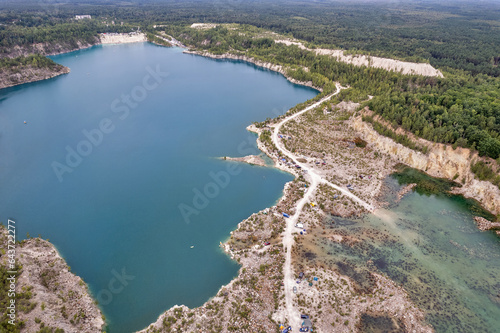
[271,84,374,330]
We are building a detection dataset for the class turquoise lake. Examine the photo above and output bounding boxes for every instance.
[3,42,499,333]
[0,42,317,332]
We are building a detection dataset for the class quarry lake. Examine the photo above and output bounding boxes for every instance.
[0,42,316,332]
[3,41,499,333]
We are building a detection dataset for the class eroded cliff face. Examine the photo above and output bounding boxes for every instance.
[3,39,98,58]
[0,65,70,89]
[352,116,500,216]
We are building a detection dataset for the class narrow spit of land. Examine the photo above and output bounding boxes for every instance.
[270,83,374,329]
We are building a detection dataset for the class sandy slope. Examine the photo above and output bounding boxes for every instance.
[276,40,443,78]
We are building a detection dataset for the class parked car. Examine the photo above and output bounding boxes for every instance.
[299,327,309,332]
[300,314,309,319]
[264,242,271,246]
[293,286,297,293]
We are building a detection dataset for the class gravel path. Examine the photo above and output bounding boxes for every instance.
[271,83,374,330]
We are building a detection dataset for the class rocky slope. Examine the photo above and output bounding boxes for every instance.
[0,227,104,332]
[352,115,500,216]
[2,40,98,59]
[0,65,70,90]
[0,33,147,89]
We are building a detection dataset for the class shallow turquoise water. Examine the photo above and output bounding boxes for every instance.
[322,175,500,332]
[0,43,317,332]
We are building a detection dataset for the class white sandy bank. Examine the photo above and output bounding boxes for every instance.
[276,39,443,78]
[100,32,147,44]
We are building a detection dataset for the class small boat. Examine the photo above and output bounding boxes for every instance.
[190,245,194,249]
[24,121,27,124]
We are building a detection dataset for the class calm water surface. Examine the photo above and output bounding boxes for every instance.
[0,43,317,331]
[4,42,497,333]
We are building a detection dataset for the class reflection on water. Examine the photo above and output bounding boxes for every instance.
[313,172,500,332]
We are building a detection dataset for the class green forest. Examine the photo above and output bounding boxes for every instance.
[0,54,59,69]
[1,0,499,75]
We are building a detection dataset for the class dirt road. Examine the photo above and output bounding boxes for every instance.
[271,84,374,330]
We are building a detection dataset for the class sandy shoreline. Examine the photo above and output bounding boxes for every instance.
[220,155,267,167]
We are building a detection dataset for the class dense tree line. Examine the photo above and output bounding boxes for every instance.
[362,115,428,154]
[0,54,59,69]
[0,20,135,55]
[471,160,500,189]
[366,74,500,159]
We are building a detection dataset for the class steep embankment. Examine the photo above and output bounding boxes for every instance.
[3,39,98,59]
[0,64,70,90]
[100,32,147,44]
[0,33,147,89]
[351,115,500,216]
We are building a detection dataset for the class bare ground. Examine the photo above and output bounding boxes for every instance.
[0,227,104,332]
